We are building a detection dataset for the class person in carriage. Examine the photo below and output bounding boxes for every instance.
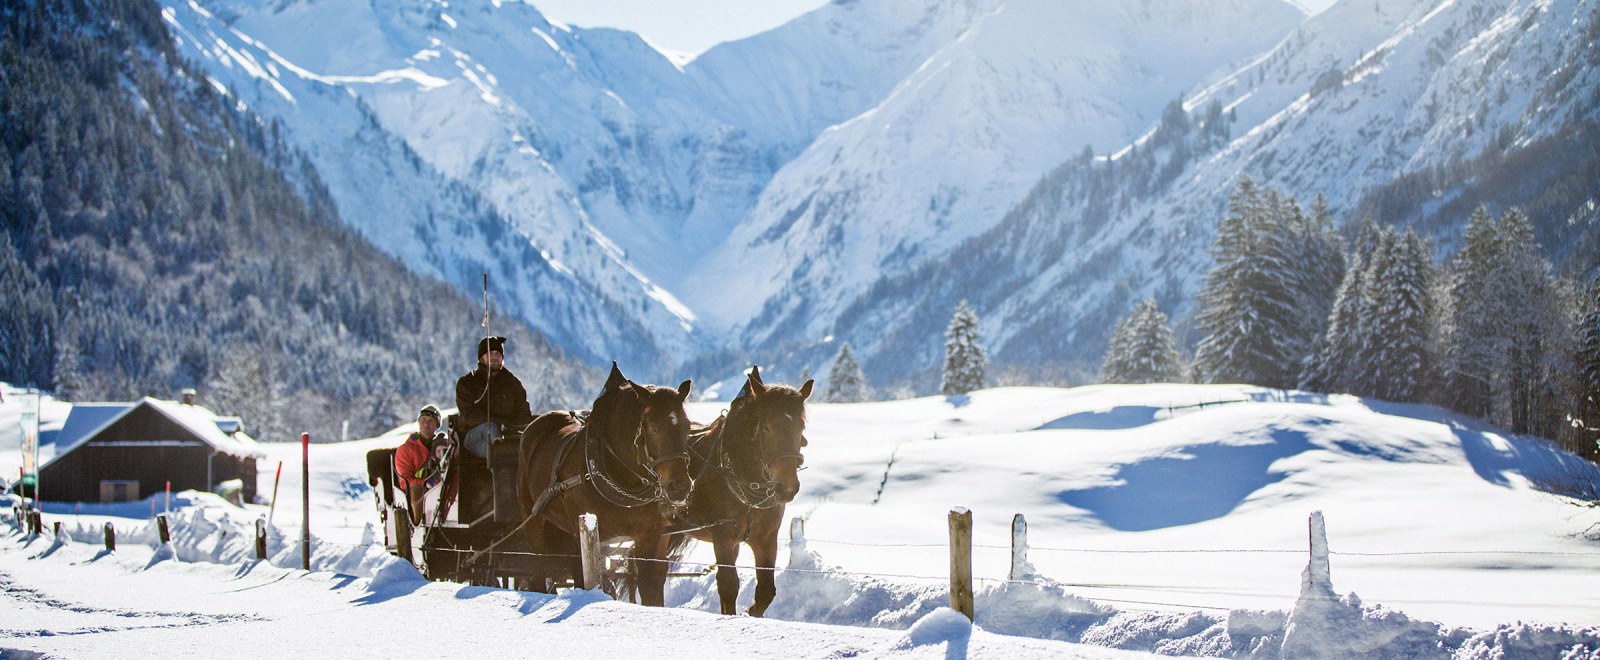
[456,336,536,515]
[455,336,535,461]
[394,404,451,524]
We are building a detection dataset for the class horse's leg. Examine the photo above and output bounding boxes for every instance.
[634,530,670,607]
[746,512,783,617]
[709,527,743,616]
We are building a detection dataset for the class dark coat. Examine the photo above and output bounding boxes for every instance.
[455,365,535,434]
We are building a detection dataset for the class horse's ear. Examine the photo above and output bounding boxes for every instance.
[799,380,815,401]
[677,379,692,402]
[605,361,626,391]
[746,368,768,399]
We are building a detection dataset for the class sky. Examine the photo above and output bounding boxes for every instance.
[529,0,830,56]
[5,381,1600,657]
[526,0,1340,57]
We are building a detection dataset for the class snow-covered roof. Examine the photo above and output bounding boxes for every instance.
[43,397,265,467]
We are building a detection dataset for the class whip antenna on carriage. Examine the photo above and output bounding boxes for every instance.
[480,273,493,413]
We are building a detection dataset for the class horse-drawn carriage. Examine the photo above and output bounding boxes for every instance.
[369,410,576,587]
[368,363,813,614]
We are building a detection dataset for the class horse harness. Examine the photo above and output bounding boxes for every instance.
[526,410,689,524]
[699,409,804,511]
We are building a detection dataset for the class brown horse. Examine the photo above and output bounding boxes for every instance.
[652,365,812,616]
[516,362,693,605]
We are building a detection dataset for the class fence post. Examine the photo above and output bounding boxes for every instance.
[1303,511,1334,596]
[948,507,974,621]
[1010,513,1035,581]
[156,514,171,544]
[578,513,603,591]
[52,521,60,538]
[30,510,42,535]
[255,518,268,560]
[104,522,116,552]
[301,432,311,571]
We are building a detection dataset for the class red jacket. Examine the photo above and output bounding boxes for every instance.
[393,433,433,490]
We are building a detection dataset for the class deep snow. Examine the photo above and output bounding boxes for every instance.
[3,382,1600,658]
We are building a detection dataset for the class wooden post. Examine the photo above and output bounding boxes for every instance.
[52,521,60,538]
[301,432,311,571]
[156,514,171,544]
[948,507,974,621]
[104,522,116,552]
[578,513,603,591]
[30,511,42,535]
[255,518,268,560]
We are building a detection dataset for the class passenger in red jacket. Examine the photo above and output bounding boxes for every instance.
[394,405,449,524]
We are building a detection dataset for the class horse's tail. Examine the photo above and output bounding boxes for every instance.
[616,532,695,605]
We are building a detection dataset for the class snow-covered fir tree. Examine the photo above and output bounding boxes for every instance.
[1575,274,1600,460]
[1294,193,1347,359]
[1193,180,1308,388]
[1101,298,1183,384]
[1359,228,1436,402]
[1301,218,1383,393]
[941,300,987,395]
[825,342,870,403]
[1440,207,1571,435]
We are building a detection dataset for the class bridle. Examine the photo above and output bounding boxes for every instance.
[716,402,805,510]
[587,401,690,508]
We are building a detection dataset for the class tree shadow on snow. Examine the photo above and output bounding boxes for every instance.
[1037,406,1162,431]
[1453,424,1600,498]
[1055,428,1315,531]
[1357,398,1600,498]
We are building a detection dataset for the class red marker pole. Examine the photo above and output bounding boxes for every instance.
[165,480,171,514]
[301,432,311,571]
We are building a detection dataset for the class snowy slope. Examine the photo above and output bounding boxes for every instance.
[5,381,1599,658]
[153,0,1596,385]
[814,0,1600,382]
[159,0,710,369]
[687,0,1307,338]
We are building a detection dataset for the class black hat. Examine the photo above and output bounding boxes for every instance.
[477,336,506,358]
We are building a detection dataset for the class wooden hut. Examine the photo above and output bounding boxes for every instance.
[39,398,263,504]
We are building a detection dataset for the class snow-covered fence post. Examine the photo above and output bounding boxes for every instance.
[255,518,268,560]
[949,507,974,621]
[301,432,311,571]
[1010,513,1037,581]
[578,513,603,591]
[156,514,171,544]
[104,522,115,552]
[1303,510,1333,596]
[52,521,60,538]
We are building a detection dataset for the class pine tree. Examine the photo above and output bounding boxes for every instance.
[1193,179,1302,387]
[1101,298,1183,384]
[1440,207,1570,434]
[1294,194,1347,359]
[825,342,870,403]
[1360,228,1435,402]
[1573,274,1600,461]
[941,300,987,395]
[1301,218,1381,393]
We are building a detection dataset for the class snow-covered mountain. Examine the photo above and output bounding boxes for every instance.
[158,0,1595,387]
[805,0,1600,385]
[686,0,1306,340]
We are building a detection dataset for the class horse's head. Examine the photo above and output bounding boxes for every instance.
[729,365,813,504]
[592,362,694,506]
